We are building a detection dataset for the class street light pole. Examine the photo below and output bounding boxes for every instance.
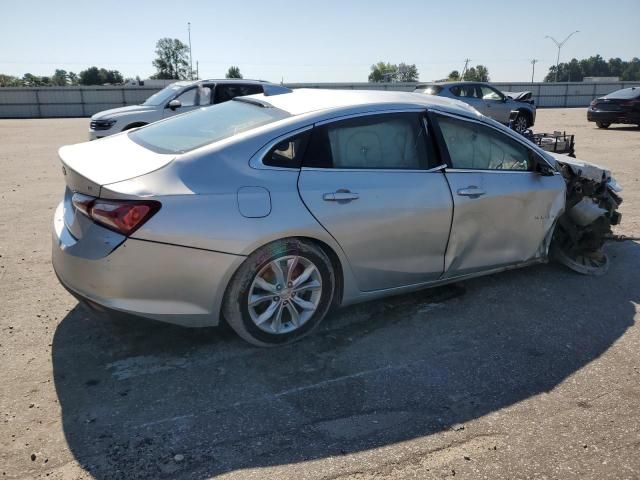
[188,22,193,80]
[545,31,579,82]
[531,59,537,84]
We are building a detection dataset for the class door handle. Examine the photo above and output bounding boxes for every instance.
[457,186,486,199]
[323,190,359,202]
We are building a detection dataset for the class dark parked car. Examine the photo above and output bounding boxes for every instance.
[587,87,640,129]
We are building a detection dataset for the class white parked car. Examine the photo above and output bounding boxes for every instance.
[88,79,287,140]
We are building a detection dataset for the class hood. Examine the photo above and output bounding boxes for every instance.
[91,105,155,120]
[59,134,175,196]
[503,91,533,102]
[547,152,619,188]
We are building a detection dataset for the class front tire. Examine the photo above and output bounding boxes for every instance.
[596,121,610,129]
[222,239,335,347]
[512,112,530,134]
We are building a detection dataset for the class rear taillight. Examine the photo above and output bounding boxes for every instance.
[590,99,597,107]
[621,99,640,107]
[72,193,160,236]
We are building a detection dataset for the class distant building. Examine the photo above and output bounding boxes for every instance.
[583,76,620,82]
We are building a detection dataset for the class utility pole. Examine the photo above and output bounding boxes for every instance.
[545,31,579,82]
[188,22,193,80]
[461,58,471,79]
[196,60,199,80]
[530,59,538,83]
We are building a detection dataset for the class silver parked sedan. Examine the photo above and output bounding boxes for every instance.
[53,89,622,346]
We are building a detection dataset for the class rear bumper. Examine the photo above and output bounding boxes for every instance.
[52,202,244,327]
[587,109,639,124]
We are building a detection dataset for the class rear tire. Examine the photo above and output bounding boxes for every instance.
[222,239,335,347]
[596,121,610,129]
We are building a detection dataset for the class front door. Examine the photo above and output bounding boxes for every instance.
[298,111,453,291]
[479,85,512,123]
[431,112,566,277]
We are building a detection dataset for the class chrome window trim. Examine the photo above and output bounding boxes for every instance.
[249,125,313,171]
[430,108,556,172]
[314,108,426,126]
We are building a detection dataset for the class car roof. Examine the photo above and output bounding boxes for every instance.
[246,88,480,118]
[173,79,273,87]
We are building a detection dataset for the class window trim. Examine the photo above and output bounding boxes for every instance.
[249,125,314,171]
[304,110,437,172]
[428,110,556,173]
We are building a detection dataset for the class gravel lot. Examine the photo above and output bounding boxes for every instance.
[1,109,639,480]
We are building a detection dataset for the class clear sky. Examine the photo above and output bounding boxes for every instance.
[1,0,639,83]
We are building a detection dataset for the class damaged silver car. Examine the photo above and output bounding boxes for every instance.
[52,89,622,346]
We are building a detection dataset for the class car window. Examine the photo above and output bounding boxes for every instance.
[304,113,433,170]
[415,85,443,95]
[129,99,290,154]
[197,86,213,105]
[480,86,503,101]
[453,85,480,99]
[263,132,310,168]
[605,88,640,100]
[175,87,197,107]
[436,115,532,171]
[216,84,263,103]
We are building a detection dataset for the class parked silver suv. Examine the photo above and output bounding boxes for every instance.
[415,81,536,133]
[89,79,288,140]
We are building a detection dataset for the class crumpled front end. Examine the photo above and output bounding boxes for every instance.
[549,154,623,275]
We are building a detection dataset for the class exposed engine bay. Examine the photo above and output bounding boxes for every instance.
[549,154,623,275]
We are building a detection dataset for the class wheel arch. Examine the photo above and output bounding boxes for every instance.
[517,108,533,126]
[218,235,346,325]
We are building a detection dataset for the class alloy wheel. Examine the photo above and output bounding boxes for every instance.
[247,255,323,334]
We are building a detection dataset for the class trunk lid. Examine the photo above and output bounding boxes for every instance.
[59,133,174,240]
[59,133,175,196]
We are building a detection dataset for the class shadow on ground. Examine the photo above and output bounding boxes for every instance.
[52,242,639,479]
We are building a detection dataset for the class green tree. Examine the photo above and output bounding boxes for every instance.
[368,61,397,82]
[544,55,640,82]
[447,70,460,81]
[151,38,190,80]
[51,69,68,86]
[67,72,79,85]
[463,65,490,82]
[396,63,419,82]
[22,73,45,86]
[225,66,243,79]
[79,67,101,85]
[0,74,22,86]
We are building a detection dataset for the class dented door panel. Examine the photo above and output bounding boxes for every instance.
[443,170,566,277]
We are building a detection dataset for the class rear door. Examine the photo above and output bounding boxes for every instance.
[298,111,453,291]
[430,112,566,277]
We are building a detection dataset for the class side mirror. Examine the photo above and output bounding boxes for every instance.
[168,99,181,110]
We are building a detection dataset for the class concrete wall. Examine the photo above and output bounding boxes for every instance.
[1,82,639,118]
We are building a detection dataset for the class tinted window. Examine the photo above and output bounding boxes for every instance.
[605,88,640,100]
[129,100,290,154]
[437,115,532,171]
[304,113,433,170]
[216,84,264,103]
[263,133,309,168]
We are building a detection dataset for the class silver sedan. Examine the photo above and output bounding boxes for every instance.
[52,89,622,346]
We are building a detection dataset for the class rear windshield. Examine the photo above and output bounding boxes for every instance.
[129,99,290,154]
[605,88,639,100]
[414,85,443,95]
